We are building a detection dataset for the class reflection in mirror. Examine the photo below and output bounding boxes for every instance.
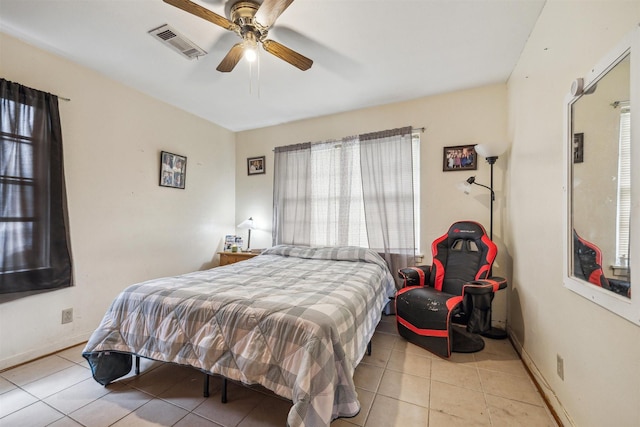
[571,54,631,298]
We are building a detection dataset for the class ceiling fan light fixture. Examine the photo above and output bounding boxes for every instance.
[245,48,257,62]
[242,30,259,63]
[244,43,258,62]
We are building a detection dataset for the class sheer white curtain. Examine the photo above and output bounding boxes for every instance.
[360,127,415,286]
[272,142,312,246]
[310,136,368,247]
[272,127,416,285]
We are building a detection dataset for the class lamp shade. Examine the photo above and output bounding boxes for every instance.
[475,143,506,158]
[237,217,255,229]
[456,181,472,195]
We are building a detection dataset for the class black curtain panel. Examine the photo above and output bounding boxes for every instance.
[0,79,73,299]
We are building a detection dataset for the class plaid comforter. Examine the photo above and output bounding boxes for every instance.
[83,245,395,426]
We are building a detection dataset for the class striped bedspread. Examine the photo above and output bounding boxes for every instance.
[83,245,395,426]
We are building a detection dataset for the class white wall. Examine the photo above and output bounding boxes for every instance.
[507,1,640,426]
[0,33,237,369]
[235,84,510,325]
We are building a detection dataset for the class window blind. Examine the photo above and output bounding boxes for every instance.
[616,106,631,265]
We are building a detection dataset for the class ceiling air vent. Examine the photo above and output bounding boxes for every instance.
[149,24,206,60]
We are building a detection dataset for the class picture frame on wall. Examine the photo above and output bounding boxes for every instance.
[443,145,477,171]
[159,151,187,189]
[247,155,266,175]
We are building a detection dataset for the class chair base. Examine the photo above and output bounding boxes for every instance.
[396,286,486,358]
[451,326,485,353]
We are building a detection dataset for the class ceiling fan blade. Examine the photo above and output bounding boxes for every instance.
[216,43,245,72]
[262,39,312,71]
[254,0,295,29]
[163,0,238,32]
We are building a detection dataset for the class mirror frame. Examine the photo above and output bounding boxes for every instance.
[563,25,640,326]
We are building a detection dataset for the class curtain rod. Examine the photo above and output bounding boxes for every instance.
[273,126,425,152]
[0,79,70,101]
[611,100,629,108]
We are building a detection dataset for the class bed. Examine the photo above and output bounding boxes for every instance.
[82,245,396,426]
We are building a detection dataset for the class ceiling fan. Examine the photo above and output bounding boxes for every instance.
[163,0,313,72]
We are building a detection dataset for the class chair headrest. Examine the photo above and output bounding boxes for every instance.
[447,221,488,241]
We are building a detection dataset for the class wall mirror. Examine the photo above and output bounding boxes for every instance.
[564,25,639,326]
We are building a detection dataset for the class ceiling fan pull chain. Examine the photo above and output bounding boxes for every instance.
[247,50,261,98]
[257,49,261,99]
[249,58,253,94]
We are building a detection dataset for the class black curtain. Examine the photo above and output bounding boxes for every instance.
[1,79,73,298]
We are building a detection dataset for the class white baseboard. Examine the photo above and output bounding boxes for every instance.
[508,328,573,427]
[0,332,90,371]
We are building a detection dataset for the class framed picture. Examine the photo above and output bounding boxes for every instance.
[443,145,477,172]
[573,133,584,163]
[159,151,187,189]
[247,155,266,175]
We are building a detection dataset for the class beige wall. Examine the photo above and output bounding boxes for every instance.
[507,1,640,426]
[235,84,510,326]
[0,33,237,369]
[3,2,640,424]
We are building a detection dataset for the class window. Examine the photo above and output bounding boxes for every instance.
[1,79,72,300]
[275,131,420,252]
[273,126,418,286]
[308,133,420,251]
[615,105,630,266]
[1,101,47,272]
[411,133,421,253]
[310,137,367,247]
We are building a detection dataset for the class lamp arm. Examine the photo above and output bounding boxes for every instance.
[471,182,495,200]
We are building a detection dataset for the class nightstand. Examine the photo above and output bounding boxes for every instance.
[218,251,258,266]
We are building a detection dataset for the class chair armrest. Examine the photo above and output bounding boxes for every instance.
[607,278,631,298]
[398,265,431,287]
[462,277,507,295]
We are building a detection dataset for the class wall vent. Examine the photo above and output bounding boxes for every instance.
[149,24,206,60]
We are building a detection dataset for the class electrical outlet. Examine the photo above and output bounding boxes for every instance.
[557,354,564,380]
[61,308,73,324]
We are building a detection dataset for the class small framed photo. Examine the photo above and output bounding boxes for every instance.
[159,151,187,189]
[443,145,477,172]
[573,133,584,163]
[247,155,265,175]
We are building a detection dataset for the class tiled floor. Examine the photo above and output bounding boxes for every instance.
[0,315,557,427]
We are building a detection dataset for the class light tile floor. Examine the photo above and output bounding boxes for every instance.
[0,315,557,427]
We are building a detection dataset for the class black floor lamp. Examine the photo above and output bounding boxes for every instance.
[464,144,507,339]
[465,153,498,240]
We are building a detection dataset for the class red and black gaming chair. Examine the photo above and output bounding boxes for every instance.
[573,230,630,298]
[395,221,507,358]
[573,229,609,289]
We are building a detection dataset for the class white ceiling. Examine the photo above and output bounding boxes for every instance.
[0,0,545,132]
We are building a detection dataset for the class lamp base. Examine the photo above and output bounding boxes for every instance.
[481,327,508,340]
[245,229,251,252]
